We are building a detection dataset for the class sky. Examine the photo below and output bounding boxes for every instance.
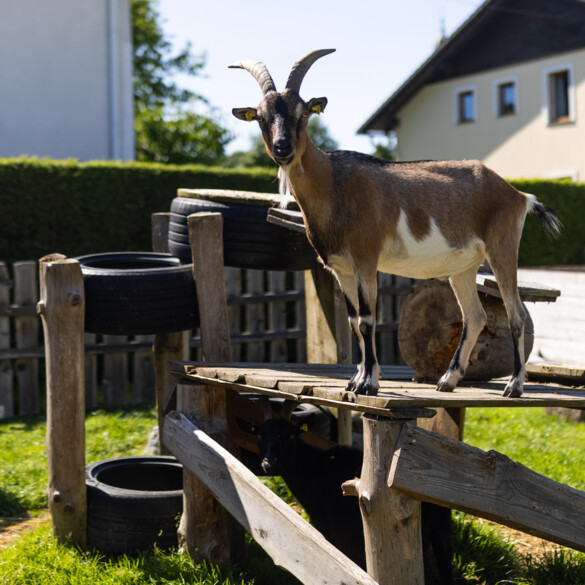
[157,0,486,155]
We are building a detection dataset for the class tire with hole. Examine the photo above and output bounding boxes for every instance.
[77,252,198,335]
[86,456,183,554]
[168,195,317,271]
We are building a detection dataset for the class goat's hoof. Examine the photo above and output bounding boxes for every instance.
[503,380,523,398]
[353,379,379,397]
[436,370,461,393]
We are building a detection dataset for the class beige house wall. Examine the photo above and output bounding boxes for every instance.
[394,48,585,180]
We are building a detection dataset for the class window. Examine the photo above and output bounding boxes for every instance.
[549,70,570,123]
[497,82,516,116]
[457,89,476,123]
[544,66,574,125]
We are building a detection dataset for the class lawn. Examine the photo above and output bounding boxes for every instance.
[2,405,585,584]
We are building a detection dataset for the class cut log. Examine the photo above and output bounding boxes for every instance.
[398,279,534,381]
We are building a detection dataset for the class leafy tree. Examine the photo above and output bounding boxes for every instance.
[132,0,231,163]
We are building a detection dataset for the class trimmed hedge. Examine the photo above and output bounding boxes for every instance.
[0,158,582,267]
[511,179,585,267]
[0,158,277,265]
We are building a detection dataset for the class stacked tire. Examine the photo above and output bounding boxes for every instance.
[77,252,198,335]
[168,194,317,271]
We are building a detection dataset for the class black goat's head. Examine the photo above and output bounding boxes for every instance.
[230,49,334,167]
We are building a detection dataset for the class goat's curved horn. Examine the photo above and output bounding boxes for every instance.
[228,60,277,96]
[285,49,336,94]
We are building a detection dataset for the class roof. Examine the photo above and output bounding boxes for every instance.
[358,0,585,134]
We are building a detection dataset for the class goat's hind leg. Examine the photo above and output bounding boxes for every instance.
[437,267,487,392]
[489,262,527,398]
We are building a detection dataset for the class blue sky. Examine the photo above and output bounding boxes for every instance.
[157,0,485,154]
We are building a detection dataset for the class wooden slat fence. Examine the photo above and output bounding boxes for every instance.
[0,259,413,418]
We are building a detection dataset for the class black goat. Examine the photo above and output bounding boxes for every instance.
[240,407,454,583]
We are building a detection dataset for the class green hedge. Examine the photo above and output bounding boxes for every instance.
[0,158,277,265]
[0,158,582,268]
[511,179,585,267]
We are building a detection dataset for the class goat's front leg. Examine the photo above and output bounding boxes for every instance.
[437,267,487,392]
[338,271,380,396]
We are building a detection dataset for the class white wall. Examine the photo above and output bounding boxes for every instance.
[519,268,585,367]
[0,0,134,161]
[395,49,585,181]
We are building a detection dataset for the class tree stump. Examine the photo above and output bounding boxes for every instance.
[398,279,534,381]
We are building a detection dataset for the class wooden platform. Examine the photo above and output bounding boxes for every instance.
[170,362,585,418]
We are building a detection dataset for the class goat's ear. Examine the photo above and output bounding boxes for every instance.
[307,97,328,116]
[235,417,258,435]
[232,107,259,122]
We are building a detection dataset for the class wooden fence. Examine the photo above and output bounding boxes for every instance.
[0,259,413,418]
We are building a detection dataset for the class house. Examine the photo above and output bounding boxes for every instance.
[0,0,134,161]
[359,0,585,181]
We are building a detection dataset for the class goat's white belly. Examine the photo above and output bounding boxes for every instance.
[378,217,486,279]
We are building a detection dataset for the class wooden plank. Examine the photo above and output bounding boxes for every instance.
[14,261,39,415]
[527,363,585,386]
[39,255,86,546]
[294,271,307,362]
[476,273,561,302]
[246,269,266,361]
[389,424,585,552]
[102,334,128,406]
[84,332,98,409]
[133,334,155,403]
[0,262,13,418]
[163,410,377,585]
[225,267,242,361]
[268,271,288,363]
[177,188,281,207]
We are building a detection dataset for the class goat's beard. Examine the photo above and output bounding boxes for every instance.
[277,166,294,209]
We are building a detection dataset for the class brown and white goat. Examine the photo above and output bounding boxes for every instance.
[230,49,561,398]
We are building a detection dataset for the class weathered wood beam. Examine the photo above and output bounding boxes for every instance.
[389,424,585,552]
[38,254,86,546]
[163,410,377,585]
[344,416,424,585]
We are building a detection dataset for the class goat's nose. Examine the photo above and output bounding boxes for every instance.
[273,137,292,157]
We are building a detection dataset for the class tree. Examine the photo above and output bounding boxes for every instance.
[132,0,231,163]
[225,116,339,168]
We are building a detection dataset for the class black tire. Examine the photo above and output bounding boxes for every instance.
[86,456,183,554]
[77,252,198,335]
[168,196,318,271]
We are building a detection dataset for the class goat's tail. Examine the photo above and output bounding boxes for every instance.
[526,194,562,240]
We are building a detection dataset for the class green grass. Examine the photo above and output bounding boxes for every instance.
[464,406,585,491]
[3,405,585,584]
[0,523,249,585]
[0,406,157,516]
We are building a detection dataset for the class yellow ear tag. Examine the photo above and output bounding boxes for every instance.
[312,105,322,115]
[245,111,255,121]
[300,423,309,432]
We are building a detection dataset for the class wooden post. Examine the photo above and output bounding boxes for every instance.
[175,212,243,565]
[151,212,189,454]
[14,261,39,415]
[0,262,14,419]
[347,415,424,585]
[305,265,353,445]
[38,254,86,546]
[187,212,231,363]
[154,331,188,454]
